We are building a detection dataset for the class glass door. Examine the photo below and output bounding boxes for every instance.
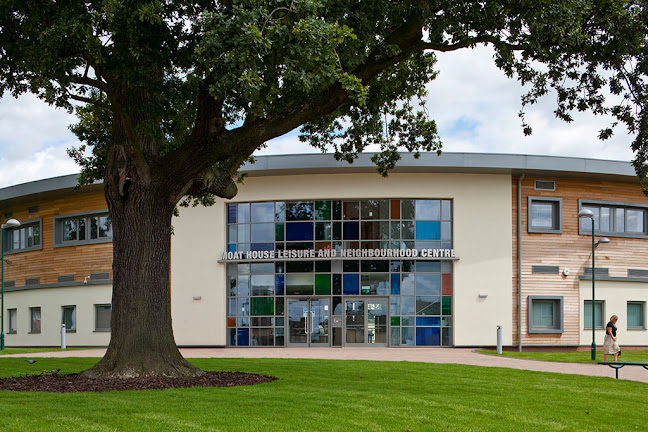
[344,298,388,346]
[287,298,330,347]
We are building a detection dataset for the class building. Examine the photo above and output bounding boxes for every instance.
[1,153,647,348]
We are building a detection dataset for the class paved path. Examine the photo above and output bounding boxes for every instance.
[2,347,647,383]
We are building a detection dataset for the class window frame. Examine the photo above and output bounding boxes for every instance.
[627,301,646,330]
[583,300,605,330]
[528,296,563,334]
[53,210,113,248]
[578,200,648,239]
[94,304,112,332]
[2,218,43,255]
[29,307,41,334]
[528,197,562,234]
[62,305,77,332]
[7,308,17,334]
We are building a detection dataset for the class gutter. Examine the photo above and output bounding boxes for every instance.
[517,173,525,352]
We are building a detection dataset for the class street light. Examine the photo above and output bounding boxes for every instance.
[1,218,20,351]
[578,209,610,361]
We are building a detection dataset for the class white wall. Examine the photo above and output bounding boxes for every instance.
[4,284,112,347]
[170,172,513,346]
[579,280,648,346]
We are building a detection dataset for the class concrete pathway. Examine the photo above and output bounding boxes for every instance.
[2,347,646,383]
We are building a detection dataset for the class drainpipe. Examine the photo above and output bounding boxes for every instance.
[517,174,525,352]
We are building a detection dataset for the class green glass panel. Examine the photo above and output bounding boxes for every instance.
[275,223,284,241]
[315,274,332,295]
[251,297,274,316]
[315,201,332,220]
[391,316,400,326]
[442,296,452,315]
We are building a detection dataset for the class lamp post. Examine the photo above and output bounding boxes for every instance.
[578,209,610,361]
[1,218,21,351]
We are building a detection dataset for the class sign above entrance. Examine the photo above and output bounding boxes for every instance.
[219,248,458,263]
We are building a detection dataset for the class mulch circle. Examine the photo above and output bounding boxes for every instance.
[0,371,277,393]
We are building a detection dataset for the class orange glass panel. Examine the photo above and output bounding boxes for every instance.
[315,241,332,251]
[391,200,400,219]
[442,274,452,295]
[227,317,236,327]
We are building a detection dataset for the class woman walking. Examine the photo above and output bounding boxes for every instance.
[603,315,620,361]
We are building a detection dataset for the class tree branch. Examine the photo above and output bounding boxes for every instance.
[69,94,112,110]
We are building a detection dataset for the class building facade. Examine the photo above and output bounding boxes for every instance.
[1,153,647,348]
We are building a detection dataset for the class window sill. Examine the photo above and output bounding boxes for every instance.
[93,330,110,333]
[28,332,41,334]
[7,331,17,335]
[627,327,646,331]
[528,329,563,334]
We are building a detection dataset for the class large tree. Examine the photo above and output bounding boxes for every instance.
[1,1,647,377]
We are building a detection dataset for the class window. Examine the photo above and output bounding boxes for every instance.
[528,197,562,233]
[8,309,17,334]
[3,220,42,254]
[528,296,563,333]
[62,306,76,332]
[95,304,111,331]
[579,200,648,238]
[30,307,41,333]
[53,211,113,247]
[584,300,604,329]
[534,180,556,191]
[628,302,645,329]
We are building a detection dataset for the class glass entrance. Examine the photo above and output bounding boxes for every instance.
[287,298,330,347]
[345,298,388,346]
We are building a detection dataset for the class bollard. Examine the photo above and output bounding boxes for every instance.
[61,323,66,349]
[496,325,502,354]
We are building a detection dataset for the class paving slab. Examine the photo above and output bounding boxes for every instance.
[2,347,646,383]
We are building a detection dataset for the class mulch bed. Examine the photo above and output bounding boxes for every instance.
[0,371,277,393]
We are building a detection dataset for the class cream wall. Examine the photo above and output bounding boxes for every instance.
[579,280,648,346]
[4,284,112,347]
[170,172,513,347]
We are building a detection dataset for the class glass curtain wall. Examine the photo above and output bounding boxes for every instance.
[226,199,453,347]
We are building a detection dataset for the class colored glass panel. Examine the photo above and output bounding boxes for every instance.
[442,296,452,315]
[228,328,236,346]
[228,204,237,223]
[343,221,359,239]
[251,297,274,316]
[228,224,237,243]
[250,242,274,251]
[415,221,441,240]
[315,274,332,295]
[416,316,441,326]
[442,274,452,295]
[343,201,360,220]
[315,201,332,220]
[275,274,285,295]
[343,274,360,295]
[285,222,314,241]
[275,223,284,241]
[315,241,332,251]
[228,244,236,252]
[416,327,440,346]
[391,200,400,219]
[391,316,400,326]
[237,328,250,346]
[360,221,390,239]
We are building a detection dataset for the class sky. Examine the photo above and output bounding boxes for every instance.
[0,45,637,189]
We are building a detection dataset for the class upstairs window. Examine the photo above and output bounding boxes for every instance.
[528,197,562,234]
[579,200,648,238]
[2,220,42,254]
[54,211,113,247]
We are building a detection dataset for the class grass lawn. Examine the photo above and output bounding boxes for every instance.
[0,357,646,431]
[0,347,100,355]
[477,349,648,363]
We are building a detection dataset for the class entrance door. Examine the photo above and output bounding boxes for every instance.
[345,298,388,346]
[287,298,330,347]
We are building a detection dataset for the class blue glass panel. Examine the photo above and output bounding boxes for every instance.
[391,273,400,295]
[286,222,314,241]
[343,274,360,295]
[416,327,441,346]
[251,223,274,242]
[343,221,359,240]
[229,328,236,346]
[238,203,250,223]
[228,244,236,252]
[275,274,285,295]
[251,242,274,251]
[416,316,441,326]
[228,204,237,223]
[416,221,441,240]
[237,328,250,346]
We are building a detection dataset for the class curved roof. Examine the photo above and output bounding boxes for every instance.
[0,152,638,203]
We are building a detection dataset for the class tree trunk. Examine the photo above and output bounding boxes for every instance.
[81,176,203,378]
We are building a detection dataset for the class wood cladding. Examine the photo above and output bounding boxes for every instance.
[2,189,112,288]
[512,176,648,346]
